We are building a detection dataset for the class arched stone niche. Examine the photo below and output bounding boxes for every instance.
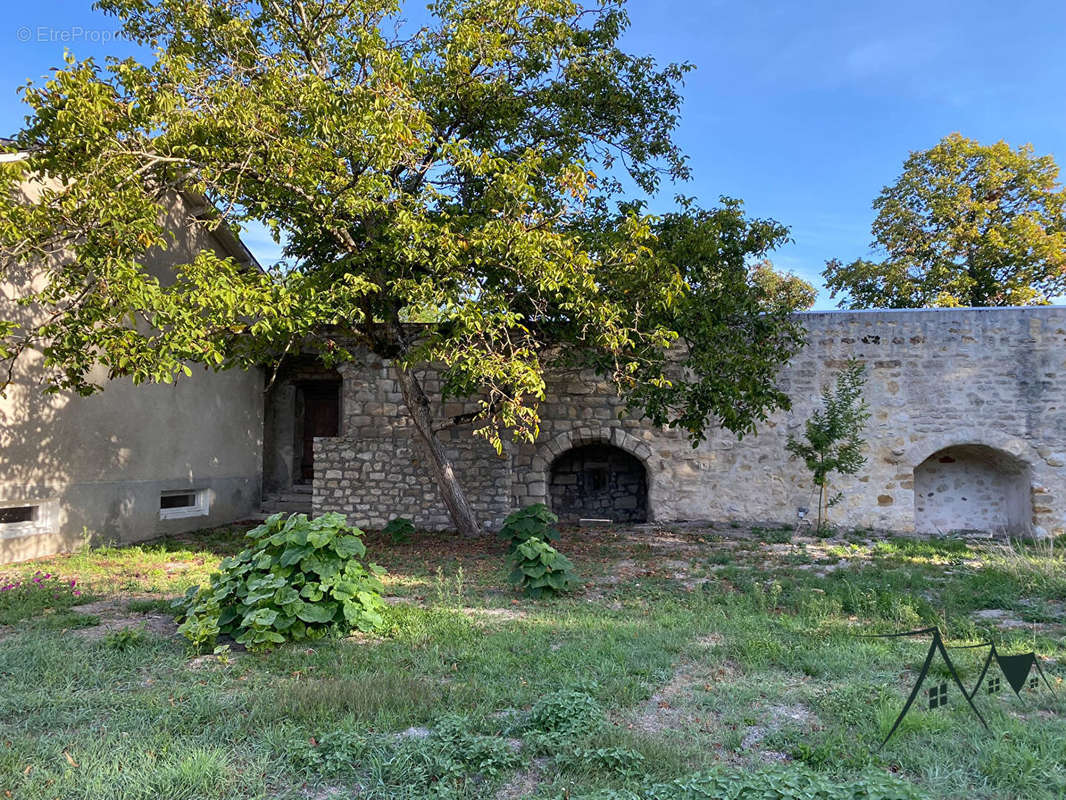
[526,427,655,522]
[913,444,1032,536]
[549,443,648,523]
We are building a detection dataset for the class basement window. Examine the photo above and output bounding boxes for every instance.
[0,505,37,525]
[159,489,210,520]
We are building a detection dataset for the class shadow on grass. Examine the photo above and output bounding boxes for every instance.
[151,523,258,558]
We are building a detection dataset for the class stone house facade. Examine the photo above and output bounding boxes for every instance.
[6,259,1066,564]
[312,307,1066,538]
[8,158,1062,563]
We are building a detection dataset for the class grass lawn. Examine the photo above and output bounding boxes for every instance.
[2,521,1066,799]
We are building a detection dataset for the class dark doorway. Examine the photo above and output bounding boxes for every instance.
[296,381,340,483]
[549,443,648,523]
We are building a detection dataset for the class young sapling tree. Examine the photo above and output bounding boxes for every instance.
[786,359,870,531]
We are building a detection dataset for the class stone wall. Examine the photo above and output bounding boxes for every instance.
[314,307,1066,537]
[313,358,512,530]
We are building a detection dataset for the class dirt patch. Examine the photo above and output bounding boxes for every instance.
[68,598,178,641]
[972,608,1035,630]
[466,607,526,622]
[495,757,548,800]
[1008,708,1059,721]
[382,597,528,623]
[757,749,792,763]
[624,657,734,734]
[741,703,819,753]
[626,673,693,733]
[767,703,817,727]
[395,726,432,740]
[695,633,724,647]
[380,594,527,623]
[186,653,246,670]
[616,529,705,559]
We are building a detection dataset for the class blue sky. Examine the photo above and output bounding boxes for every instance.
[1,1,1064,308]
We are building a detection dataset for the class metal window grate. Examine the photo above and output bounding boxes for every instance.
[586,467,608,492]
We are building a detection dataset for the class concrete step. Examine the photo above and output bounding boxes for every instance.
[261,499,313,511]
[268,491,314,505]
[259,494,313,516]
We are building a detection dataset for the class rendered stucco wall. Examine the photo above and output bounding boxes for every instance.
[0,360,264,562]
[0,192,264,563]
[315,307,1066,537]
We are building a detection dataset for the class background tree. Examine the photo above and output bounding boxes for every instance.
[748,259,817,312]
[629,200,805,439]
[824,134,1066,308]
[786,360,869,531]
[0,0,803,536]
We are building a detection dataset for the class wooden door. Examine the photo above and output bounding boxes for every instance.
[300,382,340,482]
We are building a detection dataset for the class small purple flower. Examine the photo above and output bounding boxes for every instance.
[73,590,81,597]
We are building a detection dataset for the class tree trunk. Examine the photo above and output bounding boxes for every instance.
[394,361,482,537]
[816,482,826,532]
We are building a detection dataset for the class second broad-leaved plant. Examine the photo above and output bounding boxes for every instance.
[508,536,578,599]
[383,517,416,544]
[498,503,561,552]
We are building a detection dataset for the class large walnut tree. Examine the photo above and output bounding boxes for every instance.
[0,0,802,534]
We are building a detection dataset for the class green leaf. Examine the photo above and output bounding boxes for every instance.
[332,535,366,559]
[329,578,359,602]
[306,527,336,548]
[241,607,278,628]
[300,554,340,580]
[294,601,337,624]
[274,586,301,606]
[546,572,568,589]
[279,545,311,566]
[273,613,297,630]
